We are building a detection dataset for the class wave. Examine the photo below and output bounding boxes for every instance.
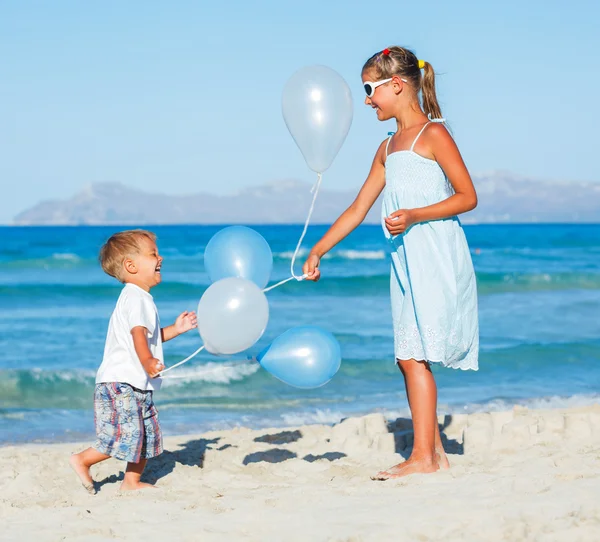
[51,252,81,261]
[3,269,600,302]
[267,271,600,295]
[446,393,600,414]
[0,368,96,410]
[476,271,600,293]
[274,248,386,261]
[475,340,600,371]
[0,361,264,410]
[0,252,90,270]
[282,389,600,430]
[280,392,600,429]
[336,249,386,260]
[0,248,388,271]
[281,408,348,426]
[160,361,260,385]
[2,339,598,411]
[0,282,204,300]
[378,393,600,425]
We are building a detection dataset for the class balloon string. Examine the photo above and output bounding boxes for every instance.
[263,275,295,292]
[290,172,322,280]
[162,173,323,376]
[159,344,205,376]
[261,172,321,293]
[262,272,309,293]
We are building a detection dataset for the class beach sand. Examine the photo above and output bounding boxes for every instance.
[2,404,600,542]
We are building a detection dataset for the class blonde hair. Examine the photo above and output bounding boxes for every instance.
[362,46,442,120]
[99,229,157,282]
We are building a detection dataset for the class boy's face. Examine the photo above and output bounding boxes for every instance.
[124,237,163,291]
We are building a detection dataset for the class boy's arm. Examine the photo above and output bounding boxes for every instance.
[161,311,198,342]
[131,326,164,377]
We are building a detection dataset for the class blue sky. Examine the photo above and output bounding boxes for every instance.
[1,0,598,223]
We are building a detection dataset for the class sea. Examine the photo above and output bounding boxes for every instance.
[1,223,600,445]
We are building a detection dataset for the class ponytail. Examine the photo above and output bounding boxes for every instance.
[421,61,443,120]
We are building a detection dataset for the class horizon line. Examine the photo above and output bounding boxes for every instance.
[2,222,600,228]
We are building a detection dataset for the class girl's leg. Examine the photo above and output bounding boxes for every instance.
[121,459,155,491]
[399,362,450,470]
[69,447,111,494]
[373,358,440,479]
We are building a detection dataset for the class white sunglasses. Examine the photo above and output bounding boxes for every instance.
[363,77,408,98]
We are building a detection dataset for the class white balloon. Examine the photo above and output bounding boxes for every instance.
[197,277,269,355]
[282,65,353,173]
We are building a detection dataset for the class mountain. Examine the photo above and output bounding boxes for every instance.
[11,173,600,225]
[467,172,600,223]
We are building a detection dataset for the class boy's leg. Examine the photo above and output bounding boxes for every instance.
[69,448,110,494]
[120,388,162,491]
[69,383,120,494]
[121,459,155,491]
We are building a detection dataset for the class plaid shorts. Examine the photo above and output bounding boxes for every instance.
[93,382,163,463]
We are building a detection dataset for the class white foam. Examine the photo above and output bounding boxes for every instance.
[28,368,94,383]
[281,394,600,429]
[275,249,309,259]
[161,361,260,385]
[281,409,347,426]
[441,393,600,415]
[337,249,386,260]
[51,253,81,262]
[275,249,385,261]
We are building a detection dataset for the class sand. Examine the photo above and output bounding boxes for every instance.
[2,404,600,542]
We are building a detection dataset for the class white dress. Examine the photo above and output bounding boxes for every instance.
[381,122,479,370]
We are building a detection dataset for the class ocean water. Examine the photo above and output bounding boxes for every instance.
[1,224,600,445]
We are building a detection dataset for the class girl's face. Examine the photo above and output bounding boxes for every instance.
[362,71,403,121]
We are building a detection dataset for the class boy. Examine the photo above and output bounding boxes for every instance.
[70,229,197,493]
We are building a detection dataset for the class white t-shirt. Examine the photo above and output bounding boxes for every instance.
[96,283,163,391]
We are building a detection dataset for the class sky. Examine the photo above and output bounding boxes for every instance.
[1,0,598,223]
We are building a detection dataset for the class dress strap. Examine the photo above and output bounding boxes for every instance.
[385,135,393,157]
[409,115,446,152]
[410,122,431,152]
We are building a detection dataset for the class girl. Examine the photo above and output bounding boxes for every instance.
[302,46,479,479]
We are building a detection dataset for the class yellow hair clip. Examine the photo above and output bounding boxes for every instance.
[418,59,425,69]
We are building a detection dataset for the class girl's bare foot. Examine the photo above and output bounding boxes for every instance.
[120,481,156,491]
[371,457,439,480]
[69,454,96,495]
[436,448,450,470]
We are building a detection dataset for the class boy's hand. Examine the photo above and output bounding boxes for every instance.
[174,311,198,334]
[142,357,165,378]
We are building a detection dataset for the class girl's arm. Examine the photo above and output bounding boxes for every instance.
[384,124,478,235]
[303,139,388,280]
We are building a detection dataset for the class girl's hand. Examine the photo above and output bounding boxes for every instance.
[384,209,416,235]
[302,253,321,282]
[174,311,198,334]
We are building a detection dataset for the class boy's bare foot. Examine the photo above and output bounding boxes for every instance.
[69,454,96,495]
[371,457,439,480]
[120,481,156,491]
[436,449,450,470]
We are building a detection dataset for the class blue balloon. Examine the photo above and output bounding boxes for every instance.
[204,226,273,289]
[257,326,341,389]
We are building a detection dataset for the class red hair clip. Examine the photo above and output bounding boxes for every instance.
[382,48,390,56]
